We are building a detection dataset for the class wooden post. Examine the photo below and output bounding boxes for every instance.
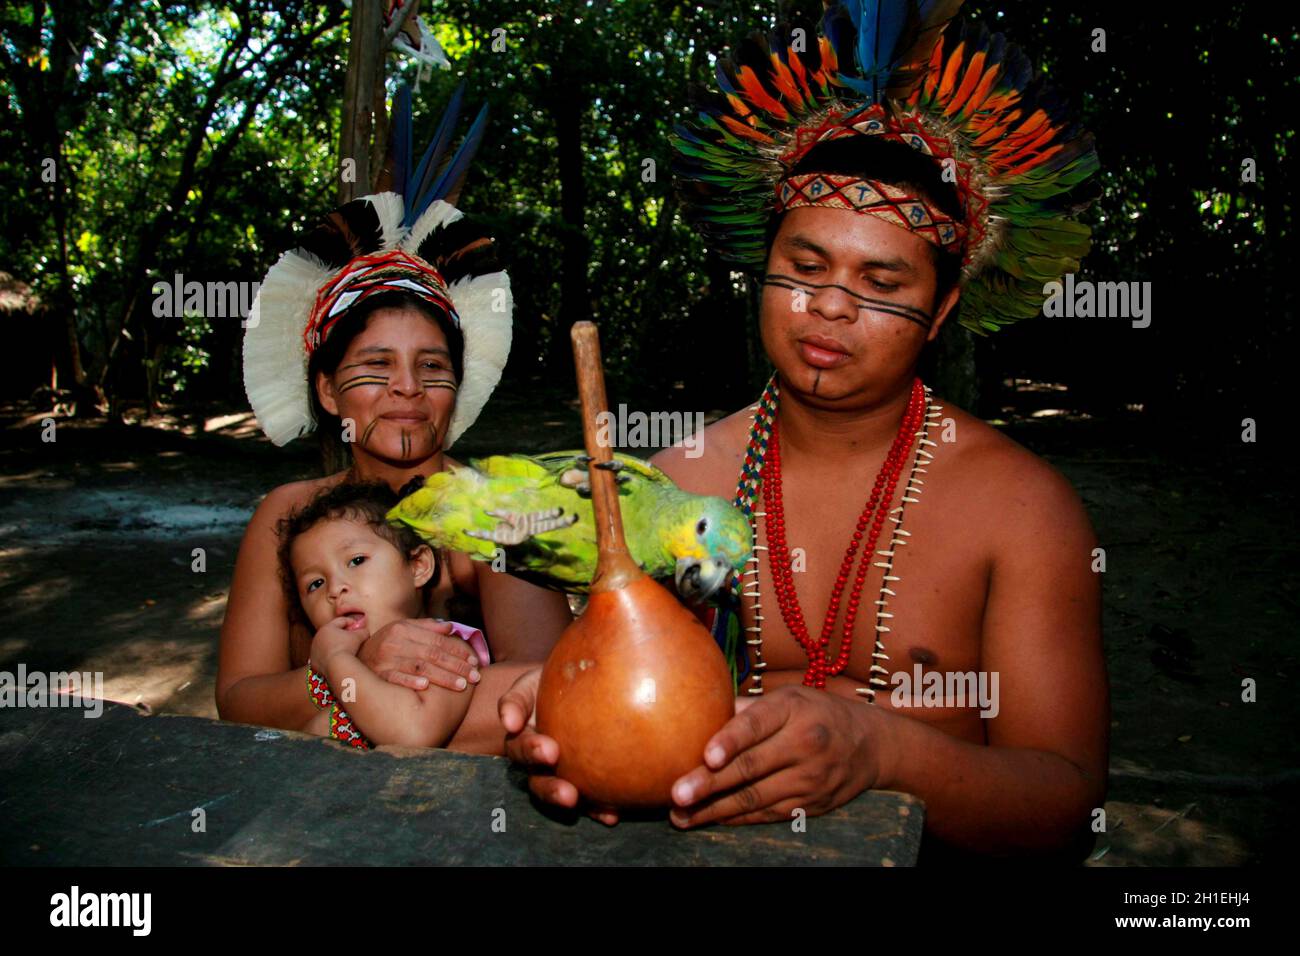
[339,1,421,203]
[339,0,383,204]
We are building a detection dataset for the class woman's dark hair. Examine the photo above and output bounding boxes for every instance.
[764,135,966,305]
[307,290,465,474]
[276,480,435,626]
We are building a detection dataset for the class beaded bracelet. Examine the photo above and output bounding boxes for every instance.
[306,662,333,710]
[308,663,371,749]
[329,702,370,750]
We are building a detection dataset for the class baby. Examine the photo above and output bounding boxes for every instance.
[277,481,490,749]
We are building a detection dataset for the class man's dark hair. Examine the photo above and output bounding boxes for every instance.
[276,480,434,625]
[764,135,966,305]
[306,290,464,474]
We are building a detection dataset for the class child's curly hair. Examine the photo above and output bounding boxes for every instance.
[276,479,434,626]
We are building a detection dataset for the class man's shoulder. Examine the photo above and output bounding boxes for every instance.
[649,404,753,497]
[934,401,1092,539]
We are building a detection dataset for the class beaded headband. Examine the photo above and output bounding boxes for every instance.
[305,249,459,354]
[776,172,967,251]
[775,102,984,259]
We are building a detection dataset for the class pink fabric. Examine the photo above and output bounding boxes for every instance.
[446,621,491,667]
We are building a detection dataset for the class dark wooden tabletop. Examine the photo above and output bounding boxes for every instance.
[0,701,924,866]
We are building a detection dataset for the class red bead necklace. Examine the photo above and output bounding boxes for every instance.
[761,378,927,689]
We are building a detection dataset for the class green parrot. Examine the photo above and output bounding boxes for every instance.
[387,452,752,601]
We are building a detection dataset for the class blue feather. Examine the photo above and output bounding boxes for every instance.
[833,1,968,101]
[420,103,489,219]
[393,83,413,201]
[859,0,908,77]
[406,81,467,225]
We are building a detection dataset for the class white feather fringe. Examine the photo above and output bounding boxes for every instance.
[402,199,465,256]
[367,191,408,251]
[243,249,329,446]
[444,270,512,448]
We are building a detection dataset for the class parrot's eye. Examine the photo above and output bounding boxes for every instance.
[696,518,709,536]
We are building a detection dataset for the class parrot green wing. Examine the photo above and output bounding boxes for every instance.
[467,454,556,482]
[387,465,504,562]
[530,450,674,489]
[390,451,734,596]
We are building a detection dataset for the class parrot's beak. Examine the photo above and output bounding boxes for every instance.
[674,556,732,603]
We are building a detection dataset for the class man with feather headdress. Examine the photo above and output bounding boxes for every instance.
[501,0,1107,860]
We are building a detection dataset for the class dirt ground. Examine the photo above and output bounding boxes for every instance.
[1,379,1295,865]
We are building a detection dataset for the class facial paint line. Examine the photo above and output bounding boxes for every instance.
[338,374,391,392]
[764,274,934,330]
[420,380,459,392]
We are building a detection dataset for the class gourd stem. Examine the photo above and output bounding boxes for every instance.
[571,322,640,591]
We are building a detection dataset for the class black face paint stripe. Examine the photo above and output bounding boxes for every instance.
[338,374,391,392]
[421,380,459,392]
[764,273,934,330]
[359,418,378,448]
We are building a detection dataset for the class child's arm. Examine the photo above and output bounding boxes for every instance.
[303,708,332,737]
[313,617,473,749]
[443,660,541,755]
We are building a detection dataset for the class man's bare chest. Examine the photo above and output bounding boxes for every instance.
[734,458,990,699]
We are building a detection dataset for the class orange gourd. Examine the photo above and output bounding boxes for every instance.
[535,322,735,808]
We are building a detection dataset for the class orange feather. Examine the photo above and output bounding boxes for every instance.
[981,89,1023,114]
[720,114,776,144]
[993,124,1058,165]
[946,51,987,117]
[994,111,1054,155]
[768,53,802,106]
[1002,142,1065,178]
[787,45,813,101]
[724,92,754,121]
[959,66,1001,119]
[819,36,838,79]
[922,39,945,101]
[936,41,967,102]
[736,65,789,120]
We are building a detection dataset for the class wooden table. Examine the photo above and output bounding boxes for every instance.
[0,701,924,866]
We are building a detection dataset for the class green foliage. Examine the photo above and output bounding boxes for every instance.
[1,0,345,407]
[0,0,1292,421]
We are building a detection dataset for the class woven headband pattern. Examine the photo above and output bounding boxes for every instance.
[777,103,987,260]
[776,172,968,251]
[305,249,459,354]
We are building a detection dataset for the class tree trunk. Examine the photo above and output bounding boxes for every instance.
[339,0,385,204]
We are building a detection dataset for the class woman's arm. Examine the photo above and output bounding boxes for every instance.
[474,564,572,662]
[317,638,474,749]
[216,484,320,731]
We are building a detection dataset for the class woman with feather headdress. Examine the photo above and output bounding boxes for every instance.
[217,86,572,750]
